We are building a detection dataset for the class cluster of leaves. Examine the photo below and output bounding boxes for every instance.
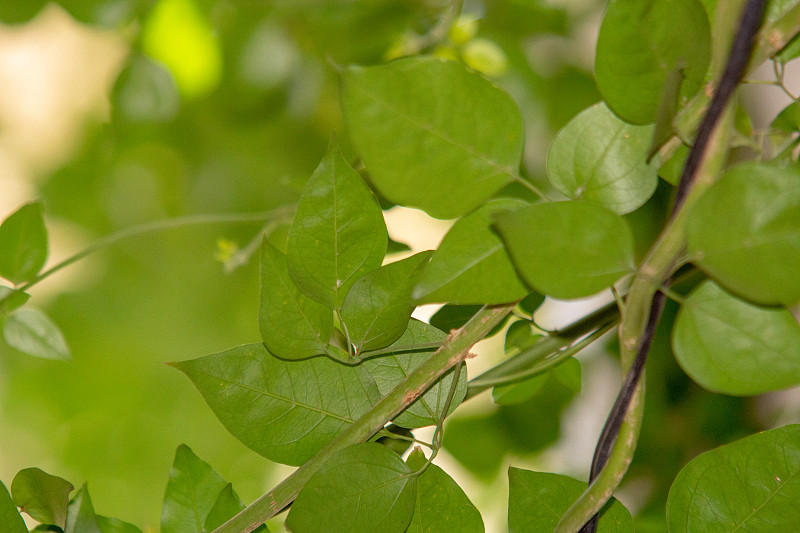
[0,445,266,532]
[2,0,800,531]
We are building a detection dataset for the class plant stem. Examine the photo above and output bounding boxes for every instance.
[558,0,767,528]
[0,207,295,302]
[213,303,516,533]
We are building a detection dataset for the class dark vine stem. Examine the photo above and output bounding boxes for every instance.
[562,1,768,532]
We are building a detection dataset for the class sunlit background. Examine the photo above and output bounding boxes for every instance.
[1,1,799,532]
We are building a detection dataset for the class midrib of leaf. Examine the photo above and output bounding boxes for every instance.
[429,242,502,291]
[581,123,627,190]
[183,454,205,530]
[729,465,800,532]
[348,81,517,180]
[189,369,356,423]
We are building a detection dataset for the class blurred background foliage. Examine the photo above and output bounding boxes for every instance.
[0,1,795,531]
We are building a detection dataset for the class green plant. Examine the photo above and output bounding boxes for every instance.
[1,0,800,531]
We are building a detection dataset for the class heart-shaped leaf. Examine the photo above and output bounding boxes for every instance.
[342,57,524,219]
[547,103,657,214]
[413,199,531,304]
[286,443,416,533]
[667,424,800,532]
[672,281,800,395]
[687,162,800,305]
[170,344,381,466]
[11,467,74,528]
[495,201,635,299]
[595,0,711,124]
[287,143,387,308]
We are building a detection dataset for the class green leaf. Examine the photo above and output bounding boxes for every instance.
[595,0,711,124]
[161,444,228,533]
[552,357,582,392]
[666,424,800,532]
[405,449,484,533]
[258,241,332,359]
[518,292,545,317]
[429,304,482,332]
[0,286,30,315]
[0,202,48,284]
[412,199,531,304]
[547,103,658,214]
[771,101,800,132]
[341,251,431,353]
[508,468,634,532]
[363,319,465,429]
[65,485,102,533]
[170,344,381,466]
[504,320,540,353]
[3,308,70,360]
[428,304,510,341]
[286,142,387,308]
[11,467,74,527]
[342,57,524,219]
[203,484,266,532]
[687,162,800,305]
[492,374,547,406]
[495,201,635,299]
[672,281,800,395]
[96,516,144,533]
[658,143,690,186]
[286,443,416,533]
[0,481,27,533]
[492,358,581,406]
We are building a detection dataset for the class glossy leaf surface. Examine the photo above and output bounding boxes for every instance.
[405,449,484,532]
[0,481,26,533]
[3,308,70,360]
[342,57,523,219]
[0,202,48,285]
[547,103,657,214]
[413,199,530,304]
[161,444,228,533]
[341,251,430,353]
[595,0,710,124]
[687,163,800,305]
[495,201,635,299]
[672,281,800,395]
[667,424,800,532]
[171,344,380,466]
[363,319,464,428]
[286,143,387,308]
[11,467,74,528]
[258,241,332,359]
[508,468,634,532]
[286,443,416,533]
